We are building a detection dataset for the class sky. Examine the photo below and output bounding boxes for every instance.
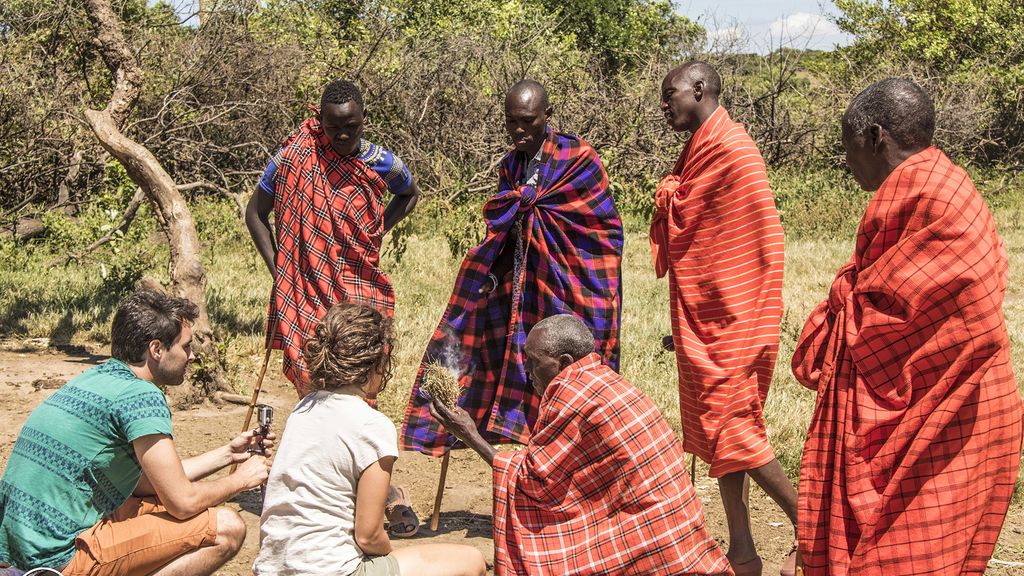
[677,0,852,53]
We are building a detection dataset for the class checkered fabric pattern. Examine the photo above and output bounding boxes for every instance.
[491,354,732,575]
[792,147,1024,575]
[649,106,785,477]
[267,116,395,397]
[400,130,623,455]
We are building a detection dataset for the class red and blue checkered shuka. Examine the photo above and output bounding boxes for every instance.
[267,116,395,398]
[400,130,623,455]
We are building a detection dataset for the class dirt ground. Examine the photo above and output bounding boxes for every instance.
[1,343,1021,575]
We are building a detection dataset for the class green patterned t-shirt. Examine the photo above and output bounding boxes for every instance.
[0,359,172,570]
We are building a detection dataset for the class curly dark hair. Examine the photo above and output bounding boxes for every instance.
[303,302,394,392]
[320,79,364,109]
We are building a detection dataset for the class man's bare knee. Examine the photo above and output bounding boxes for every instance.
[214,507,246,553]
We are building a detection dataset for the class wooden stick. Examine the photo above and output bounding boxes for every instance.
[689,453,697,479]
[430,452,451,531]
[230,323,276,473]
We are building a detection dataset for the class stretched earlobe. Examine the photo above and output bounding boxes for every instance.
[870,124,884,153]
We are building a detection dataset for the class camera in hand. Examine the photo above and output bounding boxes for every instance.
[249,404,273,455]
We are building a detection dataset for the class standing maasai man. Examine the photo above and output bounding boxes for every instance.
[245,79,422,537]
[793,78,1023,576]
[401,80,623,455]
[429,315,731,576]
[246,79,419,398]
[652,61,798,576]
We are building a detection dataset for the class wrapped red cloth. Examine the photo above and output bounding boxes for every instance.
[266,117,395,397]
[492,353,732,576]
[650,105,785,477]
[792,147,1024,575]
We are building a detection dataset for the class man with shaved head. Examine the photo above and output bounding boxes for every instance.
[431,315,730,575]
[651,60,798,576]
[402,80,623,461]
[793,78,1023,576]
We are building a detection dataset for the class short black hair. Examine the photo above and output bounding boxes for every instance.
[321,79,364,109]
[674,61,722,99]
[111,289,199,364]
[843,78,935,150]
[506,79,550,109]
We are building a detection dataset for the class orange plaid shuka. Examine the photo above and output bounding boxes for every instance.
[649,105,785,478]
[492,354,732,576]
[792,147,1024,575]
[268,117,395,397]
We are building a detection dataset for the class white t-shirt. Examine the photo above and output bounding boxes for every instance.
[253,391,399,576]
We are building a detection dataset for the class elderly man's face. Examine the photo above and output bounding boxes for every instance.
[523,329,562,397]
[320,100,364,156]
[842,121,881,191]
[505,91,550,157]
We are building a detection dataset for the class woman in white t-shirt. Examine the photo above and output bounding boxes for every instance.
[254,303,486,576]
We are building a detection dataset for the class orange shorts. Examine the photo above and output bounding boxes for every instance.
[62,497,218,576]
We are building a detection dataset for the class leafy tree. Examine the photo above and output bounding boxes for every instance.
[832,0,1024,162]
[536,0,703,70]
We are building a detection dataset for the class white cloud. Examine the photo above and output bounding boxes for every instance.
[766,12,845,49]
[707,26,748,50]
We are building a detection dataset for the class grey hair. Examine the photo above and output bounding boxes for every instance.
[530,314,595,361]
[843,78,935,149]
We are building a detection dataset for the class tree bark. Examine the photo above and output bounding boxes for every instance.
[82,0,228,405]
[57,150,84,215]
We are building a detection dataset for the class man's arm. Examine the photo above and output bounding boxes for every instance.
[134,429,276,494]
[382,182,420,234]
[246,190,277,277]
[133,434,270,519]
[429,399,496,466]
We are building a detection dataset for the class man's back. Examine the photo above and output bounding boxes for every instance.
[0,360,171,570]
[492,354,730,575]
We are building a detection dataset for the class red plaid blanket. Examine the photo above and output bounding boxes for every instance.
[792,147,1023,575]
[400,130,622,455]
[267,116,395,397]
[650,106,785,477]
[491,354,732,575]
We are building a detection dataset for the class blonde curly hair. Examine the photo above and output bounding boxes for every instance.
[303,302,395,392]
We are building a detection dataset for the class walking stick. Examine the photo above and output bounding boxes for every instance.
[690,453,697,479]
[230,322,277,473]
[429,452,451,531]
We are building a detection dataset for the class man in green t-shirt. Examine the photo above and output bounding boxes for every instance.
[0,290,272,576]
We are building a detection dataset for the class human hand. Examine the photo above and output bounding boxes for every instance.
[428,397,479,444]
[235,454,271,490]
[228,429,277,462]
